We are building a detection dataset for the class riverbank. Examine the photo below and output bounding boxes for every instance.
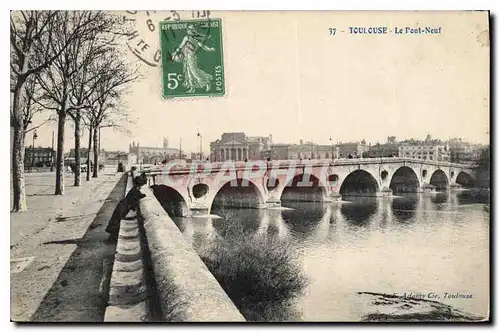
[358,292,485,322]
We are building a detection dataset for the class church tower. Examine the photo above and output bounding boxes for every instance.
[163,137,169,150]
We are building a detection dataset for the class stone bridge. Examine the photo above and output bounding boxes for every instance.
[141,158,478,215]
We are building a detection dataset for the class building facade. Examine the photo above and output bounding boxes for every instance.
[283,141,339,160]
[129,138,180,164]
[269,140,369,160]
[399,142,450,161]
[398,135,451,161]
[24,147,55,168]
[399,144,450,161]
[210,133,272,161]
[270,144,292,160]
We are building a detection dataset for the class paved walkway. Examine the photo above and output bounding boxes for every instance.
[10,169,126,322]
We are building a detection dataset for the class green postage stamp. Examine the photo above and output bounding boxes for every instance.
[160,18,225,98]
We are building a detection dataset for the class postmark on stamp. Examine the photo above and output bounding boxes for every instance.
[160,18,225,98]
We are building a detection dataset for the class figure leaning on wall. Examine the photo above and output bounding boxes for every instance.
[105,172,148,242]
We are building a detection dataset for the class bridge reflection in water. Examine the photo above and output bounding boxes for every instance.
[161,190,489,321]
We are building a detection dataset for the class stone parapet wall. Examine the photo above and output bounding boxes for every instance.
[137,186,246,322]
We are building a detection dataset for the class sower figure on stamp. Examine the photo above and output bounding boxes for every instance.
[171,24,215,93]
[105,173,147,242]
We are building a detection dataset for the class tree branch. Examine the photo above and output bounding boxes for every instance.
[25,117,53,133]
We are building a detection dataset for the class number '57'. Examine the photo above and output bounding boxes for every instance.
[329,28,337,35]
[167,73,183,90]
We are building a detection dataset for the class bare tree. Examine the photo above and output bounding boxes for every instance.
[10,10,76,211]
[35,11,122,194]
[87,49,139,178]
[67,21,122,186]
[85,119,93,182]
[20,77,55,173]
[19,76,54,134]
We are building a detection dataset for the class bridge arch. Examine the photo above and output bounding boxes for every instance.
[280,173,327,202]
[210,178,266,210]
[389,166,421,193]
[429,169,449,191]
[339,170,379,196]
[455,171,475,189]
[151,184,190,217]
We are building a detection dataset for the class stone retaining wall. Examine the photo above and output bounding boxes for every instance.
[137,186,246,322]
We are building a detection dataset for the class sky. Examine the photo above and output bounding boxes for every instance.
[29,10,490,154]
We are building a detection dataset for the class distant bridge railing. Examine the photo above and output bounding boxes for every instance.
[137,157,478,176]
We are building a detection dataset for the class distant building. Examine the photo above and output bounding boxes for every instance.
[448,138,483,164]
[129,138,180,164]
[364,144,399,158]
[69,148,106,164]
[210,133,272,161]
[398,135,450,161]
[336,141,368,158]
[104,151,132,166]
[363,137,399,158]
[283,140,339,160]
[269,139,367,160]
[399,144,450,161]
[24,147,55,168]
[270,144,292,160]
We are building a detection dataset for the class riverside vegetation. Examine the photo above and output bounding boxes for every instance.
[196,212,308,322]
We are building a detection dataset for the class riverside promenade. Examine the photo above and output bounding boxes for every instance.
[10,169,126,322]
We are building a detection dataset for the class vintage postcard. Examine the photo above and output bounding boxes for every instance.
[10,10,490,323]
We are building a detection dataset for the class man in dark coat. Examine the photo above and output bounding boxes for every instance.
[105,173,147,241]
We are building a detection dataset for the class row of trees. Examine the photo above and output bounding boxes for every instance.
[11,11,140,212]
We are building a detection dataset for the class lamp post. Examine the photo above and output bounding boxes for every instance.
[32,130,38,170]
[329,137,334,160]
[197,131,203,161]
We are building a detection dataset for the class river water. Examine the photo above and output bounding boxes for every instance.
[170,190,490,321]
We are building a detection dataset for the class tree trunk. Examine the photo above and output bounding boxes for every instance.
[55,111,66,195]
[87,125,92,181]
[92,126,98,178]
[73,113,81,186]
[11,86,28,212]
